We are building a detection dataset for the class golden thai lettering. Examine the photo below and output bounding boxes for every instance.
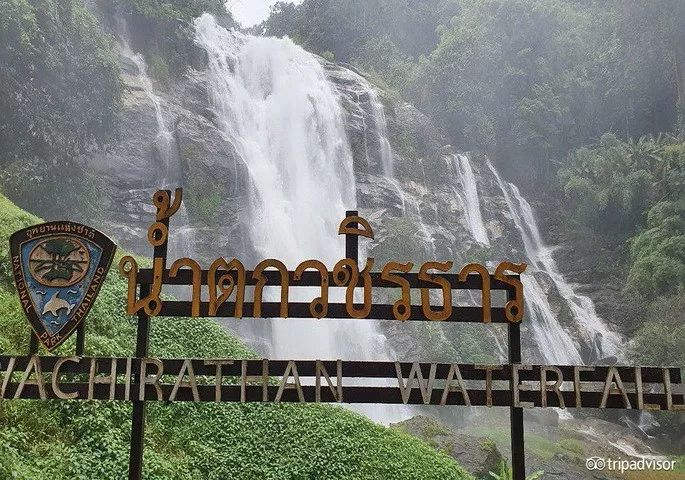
[338,215,374,239]
[459,263,491,323]
[120,190,530,324]
[208,258,245,317]
[494,261,527,323]
[253,259,289,318]
[419,261,453,321]
[333,258,374,318]
[153,188,183,221]
[119,256,163,316]
[294,260,329,318]
[169,258,203,317]
[381,261,413,321]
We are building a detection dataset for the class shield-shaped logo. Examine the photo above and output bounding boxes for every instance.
[9,222,116,351]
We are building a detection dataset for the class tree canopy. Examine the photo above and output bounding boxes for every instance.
[0,0,122,170]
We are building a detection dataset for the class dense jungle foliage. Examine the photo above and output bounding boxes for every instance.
[0,193,472,479]
[265,0,685,185]
[0,0,122,218]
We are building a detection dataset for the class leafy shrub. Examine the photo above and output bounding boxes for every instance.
[113,0,226,21]
[558,438,585,457]
[184,171,223,226]
[626,200,685,298]
[105,0,234,82]
[630,294,685,367]
[0,194,40,287]
[561,134,658,235]
[148,53,171,87]
[0,156,105,223]
[562,134,685,300]
[320,50,335,62]
[370,217,432,265]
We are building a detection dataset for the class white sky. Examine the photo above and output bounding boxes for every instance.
[227,0,302,28]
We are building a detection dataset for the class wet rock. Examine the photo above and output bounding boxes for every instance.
[391,416,505,478]
[525,409,560,428]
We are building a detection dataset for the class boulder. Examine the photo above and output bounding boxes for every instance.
[391,416,505,479]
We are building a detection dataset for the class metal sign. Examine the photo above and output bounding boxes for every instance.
[1,356,682,410]
[9,222,116,351]
[118,189,527,323]
[5,188,683,480]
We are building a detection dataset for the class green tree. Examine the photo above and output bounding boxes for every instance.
[0,0,122,170]
[265,0,441,61]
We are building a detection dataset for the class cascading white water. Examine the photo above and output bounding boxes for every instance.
[115,18,194,259]
[192,11,622,424]
[193,14,400,362]
[341,72,436,257]
[450,154,490,246]
[485,159,621,363]
[194,13,413,424]
[116,17,176,185]
[195,15,354,266]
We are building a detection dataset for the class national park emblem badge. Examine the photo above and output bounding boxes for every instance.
[9,222,117,351]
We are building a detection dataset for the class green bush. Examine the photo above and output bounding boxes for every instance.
[631,321,685,367]
[321,50,335,62]
[0,156,105,224]
[113,0,226,21]
[370,217,432,265]
[0,194,40,287]
[562,134,685,300]
[0,0,122,221]
[561,134,660,235]
[148,53,171,87]
[558,438,585,457]
[630,294,685,367]
[184,171,223,226]
[107,0,234,82]
[625,200,685,298]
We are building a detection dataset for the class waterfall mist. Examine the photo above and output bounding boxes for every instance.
[131,11,631,421]
[193,13,414,423]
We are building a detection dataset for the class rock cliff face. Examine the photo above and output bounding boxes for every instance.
[83,53,251,263]
[391,416,505,478]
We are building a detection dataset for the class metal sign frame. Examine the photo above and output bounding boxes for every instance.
[125,189,529,479]
[5,189,683,480]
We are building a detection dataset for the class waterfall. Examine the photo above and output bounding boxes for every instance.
[450,154,490,246]
[116,17,177,186]
[193,14,402,363]
[334,69,437,257]
[485,159,621,364]
[365,86,394,178]
[115,18,195,260]
[194,13,414,424]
